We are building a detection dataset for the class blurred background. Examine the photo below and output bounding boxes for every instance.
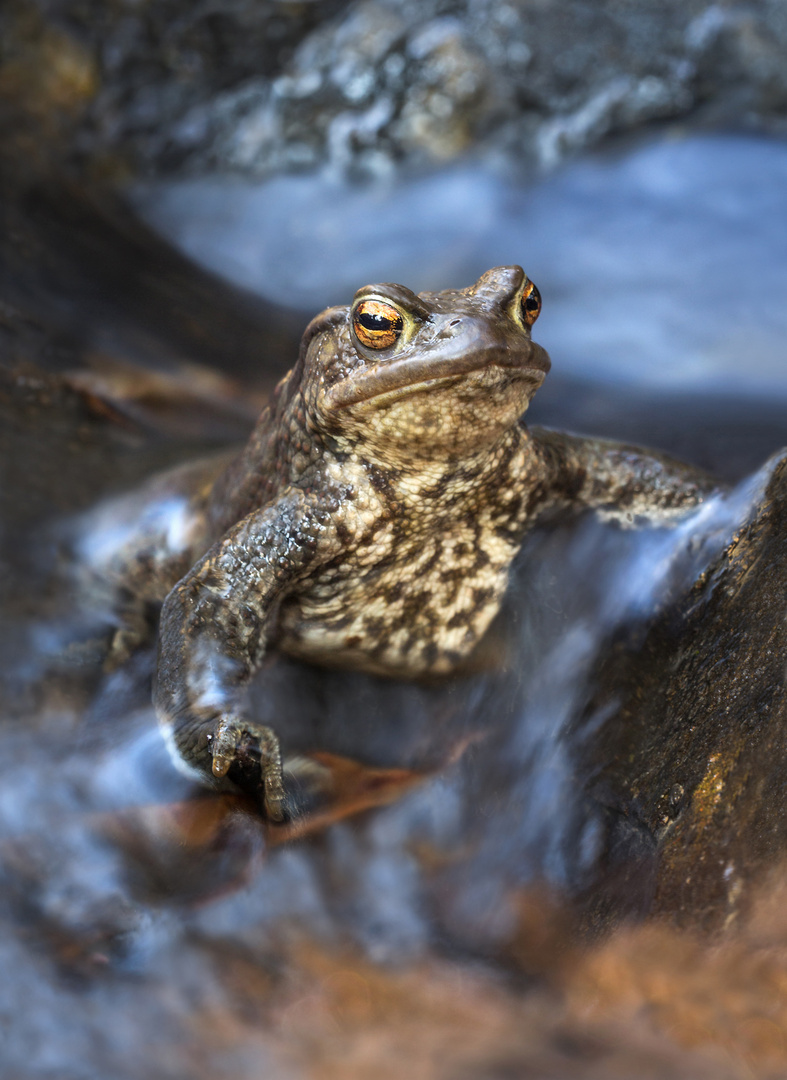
[2,2,787,1078]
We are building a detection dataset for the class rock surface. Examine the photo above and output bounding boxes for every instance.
[583,451,787,931]
[3,0,787,180]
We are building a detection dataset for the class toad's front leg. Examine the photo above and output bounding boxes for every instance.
[154,489,336,821]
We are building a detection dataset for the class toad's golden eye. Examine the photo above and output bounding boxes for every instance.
[521,280,541,327]
[352,300,404,350]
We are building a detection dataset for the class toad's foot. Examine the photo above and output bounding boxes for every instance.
[210,715,286,823]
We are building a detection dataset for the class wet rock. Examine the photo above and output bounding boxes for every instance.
[0,181,302,385]
[3,0,787,181]
[0,0,98,171]
[583,451,787,930]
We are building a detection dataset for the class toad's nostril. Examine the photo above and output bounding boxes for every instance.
[448,319,461,328]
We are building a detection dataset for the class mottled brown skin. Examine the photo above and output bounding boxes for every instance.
[87,267,717,820]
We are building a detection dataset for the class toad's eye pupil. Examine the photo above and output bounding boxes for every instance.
[358,312,394,331]
[353,300,404,350]
[520,280,542,326]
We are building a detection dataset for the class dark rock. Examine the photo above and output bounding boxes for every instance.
[583,450,787,930]
[0,180,301,385]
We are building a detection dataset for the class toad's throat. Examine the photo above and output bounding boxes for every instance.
[326,342,551,408]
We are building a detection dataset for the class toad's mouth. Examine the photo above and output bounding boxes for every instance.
[325,341,551,409]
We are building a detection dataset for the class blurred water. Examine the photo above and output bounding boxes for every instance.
[135,133,787,399]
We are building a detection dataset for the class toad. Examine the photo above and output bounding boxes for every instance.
[83,266,716,819]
